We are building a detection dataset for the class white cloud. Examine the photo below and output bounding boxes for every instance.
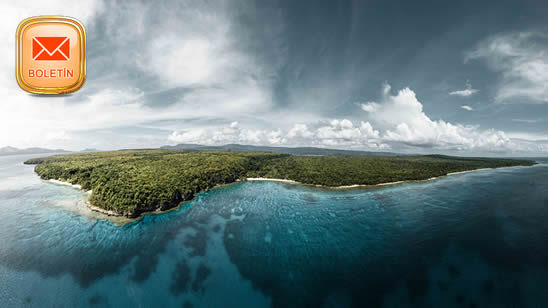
[166,84,548,154]
[506,138,548,154]
[287,124,313,139]
[461,105,473,111]
[267,129,283,145]
[506,132,548,141]
[0,2,545,157]
[0,87,157,149]
[132,4,238,89]
[122,0,285,114]
[167,119,387,150]
[449,81,479,97]
[143,38,214,87]
[511,118,543,124]
[361,85,516,152]
[360,102,379,113]
[466,32,548,103]
[168,121,266,145]
[0,0,285,150]
[1,83,274,150]
[167,129,208,144]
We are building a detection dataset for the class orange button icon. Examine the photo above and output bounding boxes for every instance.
[16,16,86,94]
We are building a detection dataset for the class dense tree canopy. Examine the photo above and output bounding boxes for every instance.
[25,150,535,217]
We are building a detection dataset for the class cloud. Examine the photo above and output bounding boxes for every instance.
[0,2,545,157]
[0,87,161,149]
[167,129,208,144]
[506,138,548,154]
[506,132,548,141]
[167,84,548,155]
[0,0,286,150]
[168,119,388,150]
[94,0,287,115]
[361,84,515,152]
[168,121,266,145]
[449,81,478,97]
[511,118,543,124]
[466,31,548,103]
[461,105,473,111]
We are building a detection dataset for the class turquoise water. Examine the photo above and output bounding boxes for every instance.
[1,154,547,307]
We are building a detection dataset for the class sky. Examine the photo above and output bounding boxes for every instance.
[1,0,548,156]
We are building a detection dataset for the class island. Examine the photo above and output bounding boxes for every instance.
[24,149,536,218]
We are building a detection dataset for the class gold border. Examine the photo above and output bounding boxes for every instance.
[17,21,84,89]
[16,16,86,95]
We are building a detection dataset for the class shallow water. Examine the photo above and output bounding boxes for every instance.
[0,154,547,307]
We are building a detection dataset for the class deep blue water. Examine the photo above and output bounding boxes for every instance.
[1,154,548,307]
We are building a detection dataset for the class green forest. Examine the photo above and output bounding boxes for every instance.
[25,150,535,217]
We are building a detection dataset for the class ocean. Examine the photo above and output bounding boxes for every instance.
[0,154,547,307]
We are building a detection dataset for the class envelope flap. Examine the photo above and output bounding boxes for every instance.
[35,37,67,53]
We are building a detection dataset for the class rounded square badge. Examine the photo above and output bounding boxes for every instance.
[16,16,86,94]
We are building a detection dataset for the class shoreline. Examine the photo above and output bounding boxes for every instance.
[446,168,491,176]
[245,177,299,183]
[44,164,532,221]
[46,178,192,222]
[47,179,127,218]
[48,179,84,190]
[244,177,408,188]
[245,165,530,189]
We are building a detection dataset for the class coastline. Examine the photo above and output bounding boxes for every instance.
[446,165,528,176]
[244,177,408,188]
[245,165,531,190]
[245,177,299,183]
[43,164,532,221]
[49,179,83,190]
[446,168,491,176]
[47,179,125,217]
[46,178,192,222]
[86,203,121,216]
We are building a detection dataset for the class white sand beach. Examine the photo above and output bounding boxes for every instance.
[48,179,83,190]
[246,177,299,183]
